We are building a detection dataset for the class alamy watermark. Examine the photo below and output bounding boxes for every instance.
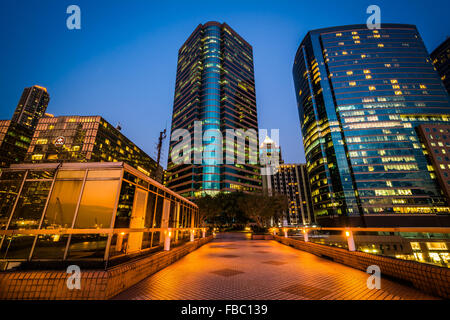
[66,5,81,30]
[366,265,381,289]
[66,265,81,290]
[366,5,381,29]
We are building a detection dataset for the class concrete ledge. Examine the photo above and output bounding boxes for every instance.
[274,235,450,299]
[0,236,213,300]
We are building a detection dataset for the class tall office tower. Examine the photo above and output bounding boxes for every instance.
[167,22,261,198]
[269,164,314,227]
[431,37,450,95]
[0,85,50,167]
[293,24,450,227]
[11,85,50,130]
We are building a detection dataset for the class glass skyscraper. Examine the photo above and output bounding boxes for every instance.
[167,22,261,198]
[293,24,450,227]
[0,85,50,168]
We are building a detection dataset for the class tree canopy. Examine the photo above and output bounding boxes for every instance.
[193,191,289,228]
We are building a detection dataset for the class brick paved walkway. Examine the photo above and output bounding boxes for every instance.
[113,232,437,300]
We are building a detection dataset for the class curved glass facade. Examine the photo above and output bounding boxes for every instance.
[201,25,222,192]
[293,24,450,227]
[167,22,261,198]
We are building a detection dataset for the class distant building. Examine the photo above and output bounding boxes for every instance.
[431,37,450,95]
[11,85,50,130]
[417,124,450,204]
[267,164,314,226]
[0,86,50,168]
[25,115,163,182]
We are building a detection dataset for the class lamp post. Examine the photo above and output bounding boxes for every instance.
[345,230,356,251]
[164,228,172,251]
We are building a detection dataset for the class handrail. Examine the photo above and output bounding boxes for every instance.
[271,226,450,233]
[0,227,207,236]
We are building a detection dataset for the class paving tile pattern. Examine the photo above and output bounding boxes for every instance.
[113,233,437,300]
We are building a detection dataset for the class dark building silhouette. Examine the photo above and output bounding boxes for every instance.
[0,85,50,167]
[431,37,450,95]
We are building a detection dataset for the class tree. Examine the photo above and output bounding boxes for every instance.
[194,194,220,226]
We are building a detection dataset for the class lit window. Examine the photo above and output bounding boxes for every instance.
[369,86,376,91]
[410,242,420,250]
[426,242,447,250]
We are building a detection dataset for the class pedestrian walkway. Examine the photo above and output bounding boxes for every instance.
[113,232,437,300]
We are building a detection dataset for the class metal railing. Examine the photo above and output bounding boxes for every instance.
[269,226,450,267]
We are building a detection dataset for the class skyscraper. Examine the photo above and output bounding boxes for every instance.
[167,22,261,198]
[269,164,314,227]
[431,37,450,95]
[0,85,50,167]
[11,85,50,130]
[293,24,450,227]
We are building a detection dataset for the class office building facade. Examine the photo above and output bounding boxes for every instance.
[25,115,163,182]
[293,24,450,227]
[431,37,450,95]
[268,164,314,226]
[167,21,261,198]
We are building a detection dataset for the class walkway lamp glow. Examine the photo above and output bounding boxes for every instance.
[303,228,309,242]
[344,229,356,252]
[164,228,172,251]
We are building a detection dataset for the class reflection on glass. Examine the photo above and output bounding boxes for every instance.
[9,180,52,229]
[86,169,121,179]
[115,181,135,228]
[42,180,83,228]
[75,180,119,228]
[153,196,163,228]
[56,170,85,179]
[109,233,128,257]
[27,170,55,180]
[145,192,156,228]
[142,232,151,249]
[0,235,34,259]
[0,178,24,229]
[67,234,108,259]
[32,234,69,259]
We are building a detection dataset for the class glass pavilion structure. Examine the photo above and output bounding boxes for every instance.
[0,162,199,270]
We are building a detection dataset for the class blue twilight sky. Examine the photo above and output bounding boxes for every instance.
[1,0,449,167]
